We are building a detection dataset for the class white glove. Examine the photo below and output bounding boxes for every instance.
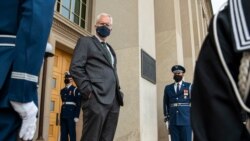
[10,101,38,140]
[165,121,169,129]
[74,117,79,122]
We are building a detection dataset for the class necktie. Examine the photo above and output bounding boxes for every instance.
[101,42,112,64]
[176,83,180,94]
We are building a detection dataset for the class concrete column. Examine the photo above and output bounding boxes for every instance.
[155,0,179,140]
[174,0,184,65]
[35,33,56,141]
[196,0,204,48]
[138,0,158,140]
[44,33,56,141]
[191,0,201,58]
[180,0,195,80]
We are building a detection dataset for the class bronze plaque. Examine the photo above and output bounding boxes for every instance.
[141,49,156,84]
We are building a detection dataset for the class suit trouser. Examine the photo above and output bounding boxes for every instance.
[81,94,120,141]
[169,125,192,141]
[0,107,21,141]
[60,117,76,141]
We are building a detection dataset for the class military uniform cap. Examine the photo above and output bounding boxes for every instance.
[64,71,72,78]
[171,65,185,73]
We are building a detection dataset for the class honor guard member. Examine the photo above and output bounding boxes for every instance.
[191,0,250,140]
[0,1,55,141]
[60,72,81,141]
[163,65,192,141]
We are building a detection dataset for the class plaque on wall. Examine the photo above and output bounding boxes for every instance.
[141,49,156,84]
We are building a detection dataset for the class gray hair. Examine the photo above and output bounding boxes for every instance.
[96,13,113,25]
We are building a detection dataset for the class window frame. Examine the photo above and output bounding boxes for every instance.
[55,0,92,31]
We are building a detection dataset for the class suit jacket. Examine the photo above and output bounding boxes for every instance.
[163,81,191,126]
[0,0,55,108]
[70,36,124,106]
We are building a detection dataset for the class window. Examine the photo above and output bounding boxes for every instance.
[56,0,91,30]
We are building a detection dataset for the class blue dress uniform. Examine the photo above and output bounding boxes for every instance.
[0,1,55,141]
[163,65,192,141]
[60,84,81,141]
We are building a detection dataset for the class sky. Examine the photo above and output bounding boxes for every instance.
[211,0,228,14]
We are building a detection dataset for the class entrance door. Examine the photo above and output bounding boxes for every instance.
[49,48,72,141]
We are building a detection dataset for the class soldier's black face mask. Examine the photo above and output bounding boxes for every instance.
[64,78,70,84]
[173,75,183,82]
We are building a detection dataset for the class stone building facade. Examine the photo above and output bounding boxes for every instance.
[35,0,213,141]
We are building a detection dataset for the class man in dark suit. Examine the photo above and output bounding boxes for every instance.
[191,0,250,140]
[0,1,55,141]
[163,65,192,141]
[70,12,124,141]
[60,72,81,141]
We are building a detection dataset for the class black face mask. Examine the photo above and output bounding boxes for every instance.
[64,78,70,84]
[173,75,183,82]
[96,26,111,38]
